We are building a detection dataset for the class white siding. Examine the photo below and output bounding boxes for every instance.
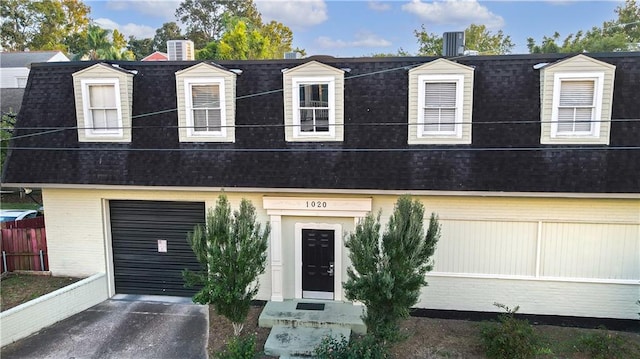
[434,220,538,276]
[41,188,639,318]
[0,67,29,88]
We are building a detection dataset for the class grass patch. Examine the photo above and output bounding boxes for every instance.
[1,273,82,311]
[0,202,41,210]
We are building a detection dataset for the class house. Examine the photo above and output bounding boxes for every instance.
[2,53,638,321]
[141,51,169,62]
[0,51,69,114]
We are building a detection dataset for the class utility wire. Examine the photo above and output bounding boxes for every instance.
[6,146,640,153]
[6,118,640,141]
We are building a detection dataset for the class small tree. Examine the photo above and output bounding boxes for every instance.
[184,194,270,336]
[344,196,440,344]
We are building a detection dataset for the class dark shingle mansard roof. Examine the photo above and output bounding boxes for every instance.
[2,54,640,193]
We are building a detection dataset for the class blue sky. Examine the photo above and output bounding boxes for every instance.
[87,0,623,56]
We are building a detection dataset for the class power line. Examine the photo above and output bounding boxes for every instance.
[6,118,640,141]
[5,146,640,153]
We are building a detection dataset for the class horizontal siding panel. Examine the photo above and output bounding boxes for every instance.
[540,222,639,280]
[434,219,537,276]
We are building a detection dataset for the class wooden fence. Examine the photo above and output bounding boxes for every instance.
[0,217,48,272]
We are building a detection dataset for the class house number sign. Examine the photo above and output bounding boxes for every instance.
[263,197,372,213]
[306,200,327,208]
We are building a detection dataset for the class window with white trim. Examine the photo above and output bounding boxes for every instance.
[184,78,226,137]
[418,75,464,137]
[408,59,473,145]
[551,73,603,137]
[80,79,123,137]
[292,77,335,138]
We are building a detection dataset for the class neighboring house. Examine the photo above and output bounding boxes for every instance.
[0,51,69,114]
[2,54,638,320]
[141,51,169,62]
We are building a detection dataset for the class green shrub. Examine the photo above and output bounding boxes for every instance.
[480,303,539,359]
[215,334,257,359]
[576,330,627,359]
[313,335,389,359]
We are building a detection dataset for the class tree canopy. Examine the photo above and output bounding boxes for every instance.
[196,15,294,60]
[415,23,514,56]
[73,24,134,60]
[152,22,183,53]
[527,0,640,53]
[175,0,260,48]
[1,0,90,52]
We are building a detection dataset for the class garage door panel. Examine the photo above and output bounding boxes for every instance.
[110,200,205,296]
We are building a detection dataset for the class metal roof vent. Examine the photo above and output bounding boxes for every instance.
[442,31,465,57]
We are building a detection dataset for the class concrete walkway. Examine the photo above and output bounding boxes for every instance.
[1,296,208,359]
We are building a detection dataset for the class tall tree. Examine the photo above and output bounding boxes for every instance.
[175,0,261,48]
[196,16,295,60]
[127,36,154,60]
[74,24,134,60]
[415,24,514,56]
[183,195,270,336]
[260,20,293,58]
[528,0,640,53]
[153,22,183,53]
[0,0,90,51]
[344,196,440,344]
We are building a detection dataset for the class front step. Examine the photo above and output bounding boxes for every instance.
[264,325,351,358]
[259,300,366,335]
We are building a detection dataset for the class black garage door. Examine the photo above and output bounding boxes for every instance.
[110,200,205,296]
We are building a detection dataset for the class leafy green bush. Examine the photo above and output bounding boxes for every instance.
[480,303,539,359]
[576,330,627,359]
[313,335,389,359]
[215,334,257,359]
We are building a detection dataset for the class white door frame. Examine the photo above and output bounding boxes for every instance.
[295,222,342,300]
[263,196,372,302]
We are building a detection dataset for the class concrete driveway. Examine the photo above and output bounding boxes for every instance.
[1,296,208,359]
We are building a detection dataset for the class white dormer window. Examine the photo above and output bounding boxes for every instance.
[80,79,123,137]
[418,75,464,137]
[72,63,133,143]
[185,78,226,137]
[551,73,603,138]
[175,62,236,143]
[408,59,474,145]
[292,77,335,137]
[539,54,615,145]
[282,61,344,142]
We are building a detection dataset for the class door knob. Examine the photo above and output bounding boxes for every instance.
[327,262,334,276]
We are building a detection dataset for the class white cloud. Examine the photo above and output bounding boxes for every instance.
[402,0,504,29]
[368,1,391,12]
[315,32,392,49]
[105,1,179,21]
[94,18,156,39]
[256,0,328,28]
